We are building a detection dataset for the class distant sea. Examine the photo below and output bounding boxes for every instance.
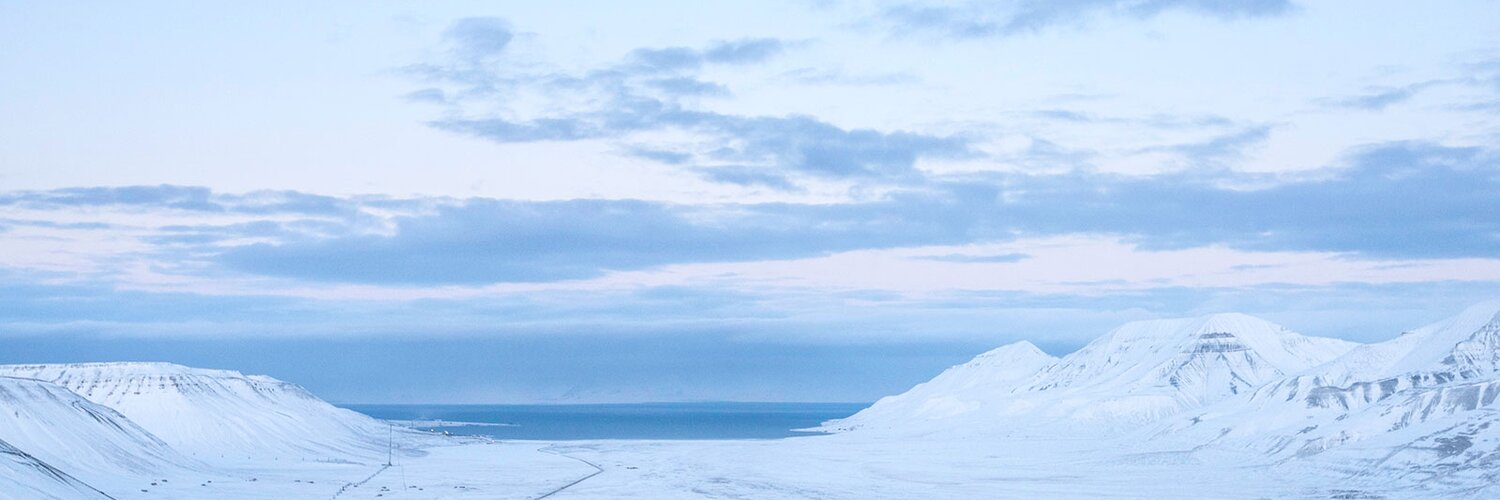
[341,402,867,440]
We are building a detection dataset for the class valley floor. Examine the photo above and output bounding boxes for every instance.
[84,432,1485,500]
[80,437,593,500]
[537,435,1345,500]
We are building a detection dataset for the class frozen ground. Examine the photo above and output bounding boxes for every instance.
[515,434,1480,499]
[35,436,597,500]
[24,432,1431,499]
[136,430,1446,500]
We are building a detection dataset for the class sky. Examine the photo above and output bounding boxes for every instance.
[1,0,1498,403]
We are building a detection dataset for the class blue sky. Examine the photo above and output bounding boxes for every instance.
[1,1,1498,403]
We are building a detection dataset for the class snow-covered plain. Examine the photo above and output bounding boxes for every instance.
[4,302,1500,498]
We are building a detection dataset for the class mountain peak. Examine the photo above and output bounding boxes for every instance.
[1353,299,1500,378]
[833,314,1358,433]
[969,340,1052,364]
[819,340,1056,431]
[1170,299,1500,470]
[1017,312,1356,422]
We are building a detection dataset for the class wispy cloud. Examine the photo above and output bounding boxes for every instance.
[1136,124,1274,168]
[442,17,514,61]
[0,185,360,216]
[433,111,972,181]
[405,18,970,189]
[1321,80,1448,111]
[914,253,1031,263]
[877,0,1296,39]
[779,67,920,86]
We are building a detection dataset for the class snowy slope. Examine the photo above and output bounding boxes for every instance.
[1163,301,1500,472]
[821,341,1056,431]
[0,375,190,483]
[0,362,397,464]
[0,438,112,500]
[1012,313,1357,426]
[837,313,1357,434]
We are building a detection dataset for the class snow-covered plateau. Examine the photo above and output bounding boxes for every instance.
[5,301,1500,498]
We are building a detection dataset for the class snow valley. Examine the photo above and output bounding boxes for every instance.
[6,301,1500,498]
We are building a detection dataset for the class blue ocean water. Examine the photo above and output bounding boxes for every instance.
[341,402,866,440]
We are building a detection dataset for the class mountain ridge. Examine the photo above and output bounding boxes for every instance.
[0,362,404,464]
[831,312,1360,434]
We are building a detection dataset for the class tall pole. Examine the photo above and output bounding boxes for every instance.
[386,422,393,467]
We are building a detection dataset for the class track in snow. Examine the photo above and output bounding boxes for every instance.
[532,446,604,499]
[330,464,389,499]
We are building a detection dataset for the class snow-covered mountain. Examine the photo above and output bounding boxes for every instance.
[0,362,397,464]
[4,303,1500,498]
[1016,313,1357,425]
[1161,301,1500,487]
[0,438,112,500]
[834,313,1358,434]
[822,341,1057,431]
[0,375,191,483]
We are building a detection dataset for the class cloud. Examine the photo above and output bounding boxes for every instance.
[1005,110,1261,172]
[992,141,1499,258]
[623,147,694,165]
[1136,124,1273,168]
[879,0,1296,39]
[1029,109,1096,122]
[215,196,983,285]
[4,264,1494,402]
[433,110,972,182]
[1328,87,1420,111]
[626,38,784,72]
[780,67,920,86]
[1002,136,1097,170]
[2,142,1492,287]
[401,88,447,104]
[0,185,359,216]
[694,166,799,190]
[1321,80,1449,111]
[196,141,1494,285]
[442,17,514,60]
[915,253,1031,263]
[1026,109,1235,130]
[407,20,966,188]
[696,114,972,179]
[3,265,1495,349]
[0,185,220,211]
[701,38,786,64]
[643,76,730,96]
[147,219,354,247]
[0,218,114,231]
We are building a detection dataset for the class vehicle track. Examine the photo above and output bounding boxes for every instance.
[532,446,604,499]
[330,463,389,499]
